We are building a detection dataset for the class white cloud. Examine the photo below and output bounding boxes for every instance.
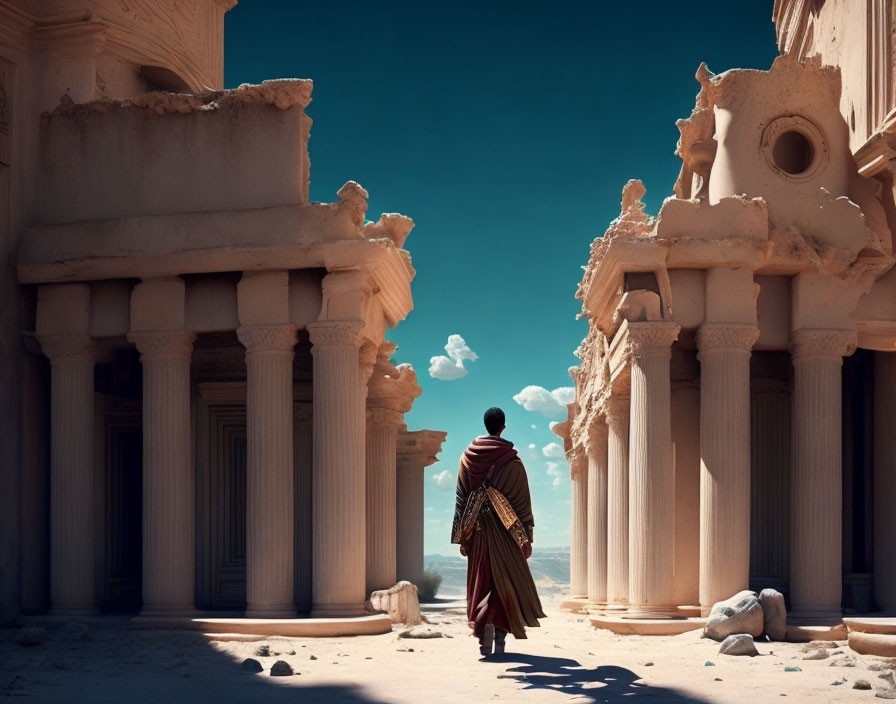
[549,421,559,432]
[429,334,478,380]
[528,443,536,450]
[530,424,537,430]
[512,385,575,418]
[547,461,564,488]
[432,469,455,491]
[542,442,564,459]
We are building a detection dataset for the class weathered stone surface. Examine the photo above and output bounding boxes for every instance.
[803,649,829,661]
[758,588,787,641]
[718,634,758,656]
[241,658,263,673]
[704,591,764,641]
[269,660,294,676]
[369,581,421,626]
[15,627,49,647]
[398,627,443,639]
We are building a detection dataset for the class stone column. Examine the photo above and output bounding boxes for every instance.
[396,450,425,585]
[366,407,403,592]
[128,331,197,616]
[587,421,609,603]
[237,324,298,617]
[308,320,366,616]
[39,334,97,614]
[569,450,588,598]
[606,393,630,606]
[790,329,854,620]
[627,321,680,617]
[697,323,758,614]
[874,352,896,610]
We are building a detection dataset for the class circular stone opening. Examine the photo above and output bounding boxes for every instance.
[772,130,815,175]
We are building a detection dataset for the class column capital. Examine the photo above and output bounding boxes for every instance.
[603,393,630,432]
[568,448,588,479]
[697,323,759,355]
[38,334,95,363]
[366,407,404,431]
[790,328,856,362]
[237,324,298,354]
[127,330,196,358]
[307,320,364,349]
[626,321,680,358]
[586,418,609,453]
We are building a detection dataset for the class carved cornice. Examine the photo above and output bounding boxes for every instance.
[366,407,404,431]
[696,323,759,356]
[307,320,364,349]
[127,330,195,358]
[237,324,298,354]
[37,334,95,363]
[790,328,857,361]
[626,321,680,358]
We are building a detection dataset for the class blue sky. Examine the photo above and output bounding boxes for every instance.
[224,1,779,555]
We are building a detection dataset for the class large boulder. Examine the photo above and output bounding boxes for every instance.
[369,581,422,625]
[704,590,764,641]
[758,588,787,641]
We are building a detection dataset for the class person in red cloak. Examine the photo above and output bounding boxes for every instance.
[451,407,545,657]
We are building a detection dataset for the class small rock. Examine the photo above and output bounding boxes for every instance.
[398,627,443,639]
[876,689,896,700]
[714,677,722,682]
[759,589,787,641]
[644,662,654,666]
[241,658,263,673]
[832,680,844,686]
[784,666,802,672]
[15,627,49,647]
[288,650,295,655]
[803,641,838,650]
[803,649,829,661]
[369,581,422,625]
[719,634,759,657]
[254,645,270,657]
[830,656,857,667]
[856,680,873,690]
[880,672,896,688]
[309,655,318,661]
[270,661,293,677]
[705,661,715,666]
[870,663,891,672]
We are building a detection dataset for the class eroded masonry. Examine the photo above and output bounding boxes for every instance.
[0,0,444,629]
[556,0,896,636]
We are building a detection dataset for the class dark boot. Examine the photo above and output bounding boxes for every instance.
[478,623,494,656]
[494,628,507,655]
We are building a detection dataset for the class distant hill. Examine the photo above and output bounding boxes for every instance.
[425,547,570,598]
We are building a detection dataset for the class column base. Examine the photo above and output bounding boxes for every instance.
[622,605,684,620]
[310,603,368,618]
[139,604,200,618]
[245,605,298,619]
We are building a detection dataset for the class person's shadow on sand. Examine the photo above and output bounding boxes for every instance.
[487,653,711,703]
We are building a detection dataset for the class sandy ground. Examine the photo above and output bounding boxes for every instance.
[2,596,895,703]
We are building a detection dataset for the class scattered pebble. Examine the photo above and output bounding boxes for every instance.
[644,662,654,667]
[309,655,317,660]
[784,667,801,672]
[802,649,829,661]
[705,661,715,667]
[714,677,722,682]
[855,680,872,690]
[241,658,263,673]
[254,645,270,657]
[876,689,896,700]
[270,661,294,677]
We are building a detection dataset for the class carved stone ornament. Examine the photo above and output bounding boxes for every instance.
[307,320,364,349]
[366,407,404,431]
[697,323,760,354]
[603,394,630,432]
[790,329,857,361]
[626,321,680,358]
[237,324,298,354]
[37,334,96,362]
[127,330,196,358]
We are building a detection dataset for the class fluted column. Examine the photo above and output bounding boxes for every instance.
[627,321,680,616]
[569,450,588,598]
[606,393,630,606]
[396,453,424,585]
[128,331,197,616]
[39,334,97,614]
[790,329,854,620]
[366,407,403,592]
[308,320,366,616]
[587,421,609,603]
[237,324,298,617]
[697,323,758,614]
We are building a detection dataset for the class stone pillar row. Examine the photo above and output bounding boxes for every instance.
[569,450,589,598]
[365,407,404,592]
[605,394,630,607]
[586,421,609,604]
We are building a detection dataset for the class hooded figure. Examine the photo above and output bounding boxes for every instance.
[451,407,545,656]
